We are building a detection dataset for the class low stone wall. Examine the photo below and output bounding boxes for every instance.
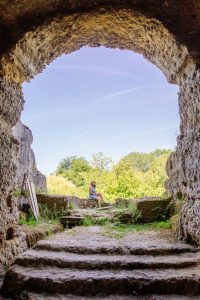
[37,194,98,210]
[136,198,170,223]
[20,223,63,248]
[37,194,171,224]
[115,197,171,223]
[37,194,68,210]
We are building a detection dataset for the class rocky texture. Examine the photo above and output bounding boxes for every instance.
[0,80,26,273]
[0,0,200,270]
[136,198,170,223]
[13,120,47,192]
[0,120,47,271]
[2,226,200,298]
[60,215,84,228]
[115,197,170,223]
[37,194,99,210]
[20,223,63,249]
[9,294,200,300]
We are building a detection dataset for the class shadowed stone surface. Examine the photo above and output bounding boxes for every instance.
[13,120,47,192]
[14,294,200,300]
[37,194,99,210]
[2,226,200,298]
[1,0,200,269]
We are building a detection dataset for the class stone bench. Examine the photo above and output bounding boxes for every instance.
[60,216,84,228]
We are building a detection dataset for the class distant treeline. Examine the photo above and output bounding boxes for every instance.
[47,149,172,201]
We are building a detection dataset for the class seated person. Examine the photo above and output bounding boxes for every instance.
[89,181,104,207]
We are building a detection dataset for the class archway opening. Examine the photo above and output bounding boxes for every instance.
[2,5,200,273]
[21,46,179,202]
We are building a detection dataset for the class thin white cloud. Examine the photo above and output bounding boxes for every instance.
[49,65,140,80]
[68,125,178,150]
[93,87,142,104]
[29,87,142,120]
[66,131,89,142]
[30,108,63,119]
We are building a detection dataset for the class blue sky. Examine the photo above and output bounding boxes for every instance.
[22,47,179,175]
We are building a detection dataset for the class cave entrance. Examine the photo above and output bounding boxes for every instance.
[1,5,200,271]
[21,46,179,202]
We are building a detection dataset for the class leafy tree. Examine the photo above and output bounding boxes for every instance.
[47,175,77,195]
[56,156,77,174]
[48,149,173,202]
[91,152,113,172]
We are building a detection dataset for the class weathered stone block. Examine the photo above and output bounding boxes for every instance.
[13,120,47,192]
[136,198,170,223]
[37,194,98,210]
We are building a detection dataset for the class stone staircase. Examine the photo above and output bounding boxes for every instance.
[2,226,200,299]
[60,206,113,228]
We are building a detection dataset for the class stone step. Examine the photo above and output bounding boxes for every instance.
[35,239,199,255]
[96,206,112,211]
[18,292,200,300]
[2,265,200,297]
[60,216,84,228]
[15,249,198,270]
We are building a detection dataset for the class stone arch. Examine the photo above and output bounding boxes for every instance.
[1,2,200,269]
[1,9,189,84]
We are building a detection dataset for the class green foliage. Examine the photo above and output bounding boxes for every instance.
[81,216,109,226]
[56,156,77,173]
[39,203,65,221]
[55,156,91,187]
[176,191,185,202]
[11,188,22,197]
[47,149,172,202]
[91,152,113,172]
[11,188,29,198]
[19,214,38,226]
[19,203,64,226]
[47,175,77,195]
[68,202,78,210]
[103,221,171,238]
[113,201,141,224]
[81,217,93,226]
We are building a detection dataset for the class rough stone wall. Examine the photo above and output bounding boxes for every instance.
[0,1,200,268]
[37,194,98,210]
[0,78,26,272]
[13,120,47,192]
[166,65,200,245]
[0,9,188,84]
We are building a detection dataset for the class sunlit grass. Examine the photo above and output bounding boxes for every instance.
[103,221,171,238]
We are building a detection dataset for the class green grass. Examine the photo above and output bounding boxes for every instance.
[19,216,59,227]
[103,220,171,238]
[81,216,109,226]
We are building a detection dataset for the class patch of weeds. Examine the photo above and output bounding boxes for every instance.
[103,220,171,239]
[176,191,185,202]
[68,202,78,210]
[113,201,140,224]
[39,203,65,221]
[19,204,61,227]
[151,206,169,221]
[11,188,29,198]
[80,216,109,227]
[81,217,93,226]
[19,213,43,227]
[114,199,128,210]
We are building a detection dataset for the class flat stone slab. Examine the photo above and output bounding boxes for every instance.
[35,227,198,255]
[2,226,200,298]
[19,294,200,300]
[3,264,200,295]
[16,249,198,270]
[60,216,84,227]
